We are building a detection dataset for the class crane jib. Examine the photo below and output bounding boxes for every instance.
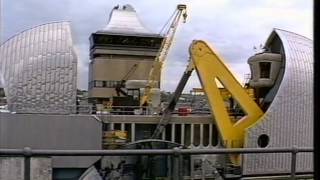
[140,4,187,106]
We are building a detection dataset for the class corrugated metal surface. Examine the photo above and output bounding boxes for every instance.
[0,22,77,114]
[243,29,313,175]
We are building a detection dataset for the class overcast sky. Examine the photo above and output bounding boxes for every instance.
[1,0,313,92]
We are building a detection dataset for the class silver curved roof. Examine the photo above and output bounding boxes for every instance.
[243,29,313,174]
[0,21,77,114]
[99,4,159,36]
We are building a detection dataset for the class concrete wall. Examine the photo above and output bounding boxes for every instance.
[0,157,24,180]
[0,157,52,180]
[92,57,155,81]
[0,114,102,168]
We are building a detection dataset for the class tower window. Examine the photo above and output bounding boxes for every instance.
[94,81,103,87]
[259,62,271,78]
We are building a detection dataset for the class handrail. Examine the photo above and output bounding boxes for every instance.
[0,104,213,115]
[0,147,313,180]
[0,147,312,156]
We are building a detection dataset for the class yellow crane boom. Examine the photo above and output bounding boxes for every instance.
[140,4,187,106]
[189,40,264,165]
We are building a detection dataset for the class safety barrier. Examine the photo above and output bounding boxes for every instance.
[0,104,211,115]
[0,147,313,180]
[106,120,219,148]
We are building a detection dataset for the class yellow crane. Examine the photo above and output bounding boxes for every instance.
[190,40,264,165]
[140,4,187,107]
[152,40,264,166]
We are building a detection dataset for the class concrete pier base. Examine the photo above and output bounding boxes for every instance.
[0,157,52,180]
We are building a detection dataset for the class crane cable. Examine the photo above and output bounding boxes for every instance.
[159,9,178,36]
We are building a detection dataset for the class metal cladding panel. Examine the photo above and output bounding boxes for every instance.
[100,4,159,36]
[243,29,313,175]
[0,22,77,114]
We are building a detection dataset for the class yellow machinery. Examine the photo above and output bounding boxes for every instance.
[152,40,264,166]
[102,130,128,149]
[114,63,139,96]
[140,4,187,107]
[189,40,264,165]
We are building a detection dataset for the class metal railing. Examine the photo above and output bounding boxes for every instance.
[0,147,313,180]
[92,105,210,115]
[0,104,212,115]
[107,121,218,148]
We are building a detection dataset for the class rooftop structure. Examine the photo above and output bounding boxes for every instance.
[100,4,159,36]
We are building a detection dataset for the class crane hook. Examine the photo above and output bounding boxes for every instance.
[183,12,187,23]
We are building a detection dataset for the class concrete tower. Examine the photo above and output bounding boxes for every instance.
[88,4,164,104]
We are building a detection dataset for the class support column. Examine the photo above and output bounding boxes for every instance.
[162,129,166,140]
[190,124,194,147]
[131,123,135,142]
[181,124,185,145]
[171,123,176,142]
[200,124,204,147]
[209,124,213,147]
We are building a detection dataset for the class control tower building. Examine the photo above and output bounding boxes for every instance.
[88,4,164,104]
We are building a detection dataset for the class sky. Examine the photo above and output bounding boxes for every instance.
[1,0,313,92]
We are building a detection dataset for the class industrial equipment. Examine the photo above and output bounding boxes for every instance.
[148,39,276,178]
[111,63,141,114]
[101,139,190,179]
[152,40,264,166]
[140,4,187,108]
[247,52,282,110]
[103,130,128,149]
[115,63,139,97]
[151,27,314,178]
[151,59,194,139]
[189,40,265,165]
